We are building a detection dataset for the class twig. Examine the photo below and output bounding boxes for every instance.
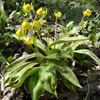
[84,76,90,100]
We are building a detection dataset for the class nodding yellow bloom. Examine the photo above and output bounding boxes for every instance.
[21,20,32,31]
[32,19,42,30]
[16,28,25,38]
[24,36,37,45]
[36,7,47,18]
[23,2,33,13]
[54,12,62,18]
[83,9,91,17]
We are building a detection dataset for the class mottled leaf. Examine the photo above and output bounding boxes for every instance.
[74,49,100,65]
[28,73,45,100]
[49,35,89,48]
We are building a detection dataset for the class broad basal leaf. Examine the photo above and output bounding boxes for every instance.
[38,63,57,97]
[11,66,40,88]
[48,49,60,55]
[49,35,89,48]
[28,73,45,100]
[60,74,77,93]
[4,61,39,87]
[46,47,73,59]
[47,59,82,88]
[69,41,87,51]
[6,53,36,70]
[74,49,100,65]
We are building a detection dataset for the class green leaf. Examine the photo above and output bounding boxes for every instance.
[28,72,39,95]
[7,56,12,63]
[0,0,4,12]
[0,56,6,62]
[60,75,77,93]
[66,21,74,32]
[74,49,100,65]
[69,41,86,51]
[67,26,78,37]
[46,53,60,60]
[0,49,4,54]
[54,43,64,49]
[96,32,100,40]
[12,67,40,88]
[88,25,92,31]
[42,37,53,46]
[47,59,82,88]
[82,21,88,28]
[4,53,40,86]
[12,53,19,60]
[49,35,89,48]
[39,63,57,97]
[48,49,60,55]
[4,61,33,86]
[12,34,19,40]
[89,34,96,45]
[5,26,15,30]
[57,64,82,88]
[61,47,73,59]
[47,47,73,59]
[5,53,36,70]
[6,11,16,22]
[4,61,39,87]
[35,39,47,55]
[1,11,8,27]
[28,74,45,100]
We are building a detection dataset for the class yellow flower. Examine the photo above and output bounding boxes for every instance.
[16,28,25,38]
[36,7,47,18]
[83,9,91,17]
[24,36,37,45]
[32,19,42,30]
[21,20,32,31]
[54,12,62,18]
[23,2,33,13]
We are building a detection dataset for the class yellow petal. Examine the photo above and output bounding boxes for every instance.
[54,12,62,18]
[83,9,91,17]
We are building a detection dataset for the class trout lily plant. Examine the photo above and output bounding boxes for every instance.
[4,3,100,100]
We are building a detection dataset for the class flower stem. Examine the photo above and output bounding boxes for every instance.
[54,17,57,49]
[76,16,84,35]
[55,17,57,39]
[46,18,50,55]
[34,43,44,63]
[30,45,42,63]
[37,29,42,42]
